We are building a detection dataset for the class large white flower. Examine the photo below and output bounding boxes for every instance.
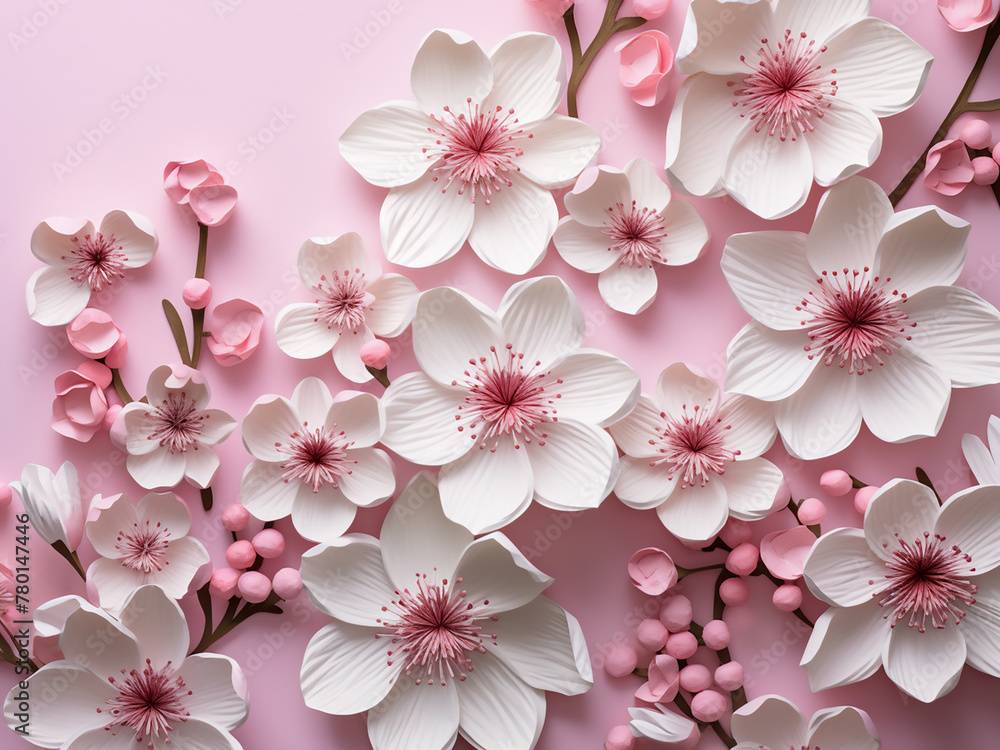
[722,177,1000,460]
[553,159,708,315]
[381,276,640,534]
[3,585,249,749]
[962,414,1000,485]
[609,363,782,542]
[666,0,932,219]
[85,492,211,613]
[27,212,158,326]
[240,377,395,543]
[274,233,418,383]
[339,29,601,274]
[732,695,879,750]
[116,365,237,490]
[801,479,1000,702]
[11,462,85,551]
[299,472,592,750]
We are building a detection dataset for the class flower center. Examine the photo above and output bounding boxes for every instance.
[872,532,978,632]
[148,392,208,454]
[100,659,191,748]
[376,574,498,687]
[651,404,738,487]
[116,520,170,574]
[424,98,531,204]
[453,344,561,450]
[604,201,668,268]
[314,270,373,333]
[276,423,353,493]
[730,30,838,141]
[798,268,913,375]
[64,231,128,292]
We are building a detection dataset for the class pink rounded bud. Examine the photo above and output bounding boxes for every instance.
[714,661,745,691]
[719,577,750,607]
[252,528,285,559]
[960,118,993,150]
[725,542,759,576]
[272,567,304,600]
[628,547,678,595]
[719,517,751,547]
[798,497,827,525]
[636,618,669,651]
[679,664,713,693]
[360,340,392,369]
[973,156,1000,185]
[691,689,728,723]
[605,725,636,750]
[702,619,731,650]
[182,278,213,309]
[0,484,11,511]
[632,0,670,20]
[854,485,879,514]
[773,583,804,612]
[209,567,240,598]
[225,539,257,570]
[222,503,250,532]
[665,631,698,660]
[102,403,123,432]
[659,595,693,632]
[238,571,272,603]
[819,469,853,496]
[605,645,638,678]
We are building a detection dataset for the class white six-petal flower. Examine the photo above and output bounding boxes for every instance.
[732,694,879,750]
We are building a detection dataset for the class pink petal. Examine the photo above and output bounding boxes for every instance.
[760,526,818,581]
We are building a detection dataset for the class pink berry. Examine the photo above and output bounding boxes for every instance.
[665,631,698,660]
[209,567,240,598]
[820,469,853,496]
[854,485,879,514]
[182,278,213,309]
[0,484,12,511]
[605,645,638,678]
[679,664,713,693]
[659,595,693,632]
[973,156,1000,185]
[798,497,827,525]
[605,725,636,750]
[960,118,993,150]
[714,661,745,691]
[725,543,759,576]
[636,618,669,651]
[360,339,392,369]
[225,539,256,570]
[691,689,728,722]
[272,567,303,599]
[222,503,250,532]
[252,528,285,559]
[702,619,731,650]
[719,517,751,547]
[238,571,272,603]
[719,577,750,607]
[773,583,804,612]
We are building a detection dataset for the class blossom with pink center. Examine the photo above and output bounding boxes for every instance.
[11,462,85,552]
[733,695,879,750]
[801,478,1000,702]
[241,377,395,543]
[666,0,932,219]
[275,232,418,383]
[116,365,236,490]
[554,160,708,314]
[85,492,211,613]
[381,276,640,534]
[962,414,1000,485]
[27,211,158,326]
[722,177,1000,460]
[3,585,248,749]
[610,363,782,542]
[299,472,592,750]
[339,29,600,274]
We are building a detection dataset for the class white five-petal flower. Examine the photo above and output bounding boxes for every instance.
[801,479,1000,702]
[11,462,85,551]
[722,177,1000,460]
[381,276,640,534]
[340,29,601,274]
[553,159,709,315]
[732,695,879,750]
[962,414,1000,485]
[610,363,782,542]
[27,212,158,326]
[298,472,593,750]
[666,0,932,219]
[240,377,395,543]
[3,585,249,749]
[274,233,418,383]
[116,365,237,490]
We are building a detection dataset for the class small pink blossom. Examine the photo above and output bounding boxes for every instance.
[52,361,112,442]
[760,526,817,581]
[635,654,680,703]
[628,547,678,595]
[616,30,674,107]
[925,138,975,195]
[190,183,239,226]
[164,160,238,226]
[206,298,264,366]
[66,308,127,366]
[939,0,999,31]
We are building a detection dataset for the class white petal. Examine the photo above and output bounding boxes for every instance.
[805,97,882,186]
[150,719,240,750]
[963,432,1000,486]
[821,17,932,116]
[339,448,395,508]
[732,694,807,749]
[722,458,783,521]
[553,218,617,273]
[240,460,297,520]
[656,362,720,418]
[4,663,112,746]
[658,200,708,266]
[724,128,814,221]
[291,376,335,429]
[457,650,545,750]
[936,484,1000,573]
[958,568,1000,677]
[127,448,186,490]
[339,102,434,188]
[526,421,618,511]
[137,491,192,539]
[120,585,190,667]
[154,535,211,599]
[300,535,395,625]
[772,0,870,43]
[301,621,401,714]
[368,681,459,750]
[85,493,138,558]
[609,395,663,458]
[725,323,818,401]
[298,233,370,290]
[367,274,419,337]
[719,395,776,459]
[30,216,92,265]
[26,265,91,326]
[99,210,157,269]
[485,32,565,124]
[183,446,221,489]
[381,173,475,267]
[382,373,474,465]
[884,624,965,702]
[905,286,1000,388]
[676,0,774,75]
[326,391,384,450]
[564,167,632,227]
[194,409,235,447]
[615,457,677,510]
[88,557,145,612]
[517,115,600,188]
[801,601,889,690]
[439,439,534,535]
[65,728,142,750]
[599,263,659,315]
[806,176,892,274]
[629,706,698,743]
[625,158,671,214]
[291,484,359,543]
[59,608,141,676]
[179,653,249,730]
[802,528,885,607]
[411,29,492,114]
[863,479,940,561]
[721,230,815,330]
[468,173,557,275]
[855,346,950,443]
[413,287,504,385]
[548,350,640,426]
[454,535,553,615]
[275,302,339,358]
[656,480,729,542]
[774,365,862,460]
[333,327,377,384]
[807,706,880,750]
[875,206,970,296]
[499,276,584,369]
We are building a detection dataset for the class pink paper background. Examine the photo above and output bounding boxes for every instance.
[3,1,1000,747]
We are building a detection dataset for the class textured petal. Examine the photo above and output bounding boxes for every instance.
[65,728,144,750]
[332,327,377,384]
[298,233,370,289]
[127,448,186,490]
[959,568,1000,677]
[884,624,965,702]
[85,494,138,558]
[803,528,886,607]
[548,350,640,427]
[439,439,534,535]
[240,397,300,464]
[863,479,940,561]
[485,32,565,124]
[291,484,359,543]
[300,535,395,625]
[553,219,618,273]
[183,447,221,489]
[615,457,677,510]
[598,264,659,315]
[382,373,473,465]
[719,395,776,458]
[368,681,460,750]
[411,29,492,114]
[468,173,557,275]
[657,363,719,421]
[676,0,774,75]
[30,216,93,265]
[339,101,434,188]
[609,395,663,459]
[774,365,862,460]
[805,97,882,186]
[26,265,91,326]
[725,323,818,401]
[119,585,189,668]
[275,303,338,358]
[721,231,814,330]
[625,158,671,214]
[801,601,889,690]
[367,274,419,337]
[962,432,1000,485]
[518,115,600,188]
[179,653,249,730]
[656,480,729,542]
[88,557,145,612]
[239,460,297,520]
[564,168,632,227]
[875,206,970,296]
[724,128,813,220]
[339,448,395,507]
[154,535,211,599]
[732,694,807,749]
[658,200,708,266]
[499,276,584,369]
[58,608,141,676]
[138,491,193,540]
[454,535,553,616]
[195,410,235,447]
[629,706,698,743]
[526,421,617,511]
[807,706,880,750]
[772,0,870,44]
[381,173,475,268]
[936,485,1000,573]
[4,663,112,746]
[413,287,504,385]
[99,210,157,269]
[291,376,335,429]
[721,458,783,521]
[457,650,545,750]
[806,176,892,274]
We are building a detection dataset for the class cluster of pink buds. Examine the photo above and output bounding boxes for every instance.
[925,118,1000,194]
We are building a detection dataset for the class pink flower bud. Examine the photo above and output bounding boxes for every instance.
[632,0,670,20]
[629,547,678,595]
[725,542,759,576]
[659,594,693,632]
[226,540,257,570]
[615,31,674,106]
[760,526,816,581]
[924,139,974,196]
[252,528,285,559]
[635,654,679,703]
[636,618,669,651]
[164,159,225,205]
[360,339,392,369]
[206,299,264,366]
[605,645,638,678]
[679,664,713,693]
[209,567,240,598]
[182,278,213,309]
[773,583,804,612]
[719,517,751,547]
[222,503,250,532]
[702,619,731,650]
[104,331,128,370]
[190,184,238,227]
[819,469,853,496]
[605,725,636,750]
[854,485,879,514]
[960,118,994,149]
[938,0,1000,32]
[714,661,744,691]
[665,631,698,660]
[66,309,125,360]
[238,571,272,603]
[798,497,827,525]
[272,567,304,600]
[719,578,750,607]
[691,689,728,722]
[973,155,1000,185]
[52,361,112,443]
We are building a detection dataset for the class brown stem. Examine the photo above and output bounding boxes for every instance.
[200,487,214,512]
[110,368,133,404]
[366,365,391,388]
[51,540,86,580]
[191,223,210,369]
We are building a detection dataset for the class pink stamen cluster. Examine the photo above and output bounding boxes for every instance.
[116,520,170,574]
[376,573,497,687]
[425,98,531,204]
[874,532,978,632]
[148,392,208,454]
[315,270,372,332]
[453,344,561,450]
[730,30,837,141]
[651,404,738,487]
[276,423,353,492]
[65,231,128,291]
[798,268,914,374]
[100,659,191,748]
[604,201,667,268]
